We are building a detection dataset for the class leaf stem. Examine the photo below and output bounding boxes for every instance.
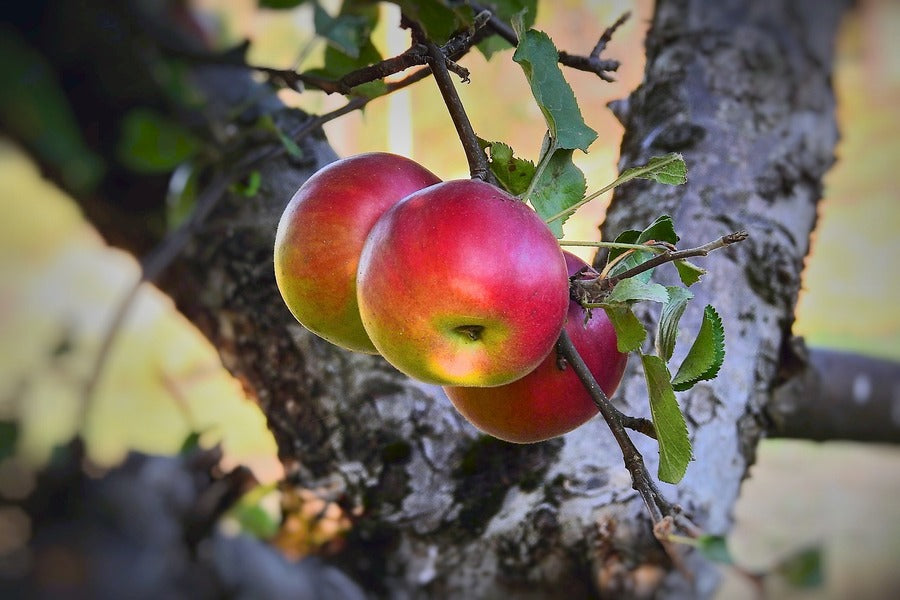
[545,153,684,224]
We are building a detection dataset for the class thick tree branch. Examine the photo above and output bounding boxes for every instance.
[768,340,900,443]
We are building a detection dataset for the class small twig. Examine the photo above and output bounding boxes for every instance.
[556,330,672,521]
[604,231,748,288]
[468,2,626,80]
[571,231,749,305]
[421,35,492,181]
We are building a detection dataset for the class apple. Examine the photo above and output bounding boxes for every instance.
[443,251,628,443]
[356,179,570,387]
[274,152,440,353]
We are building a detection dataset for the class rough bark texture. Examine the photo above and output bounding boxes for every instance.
[164,1,849,598]
[598,0,850,593]
[2,0,854,598]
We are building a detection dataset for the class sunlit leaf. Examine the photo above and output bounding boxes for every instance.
[528,149,585,237]
[513,28,597,151]
[479,140,535,196]
[641,354,692,484]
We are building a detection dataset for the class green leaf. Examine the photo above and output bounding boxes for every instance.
[655,287,693,363]
[619,152,687,186]
[606,215,679,283]
[313,2,373,58]
[606,278,670,304]
[641,354,692,484]
[228,484,281,539]
[600,303,646,353]
[257,115,304,159]
[480,140,535,196]
[513,28,597,151]
[166,161,200,230]
[674,259,706,286]
[259,0,308,8]
[0,421,18,461]
[179,431,202,455]
[696,535,734,565]
[392,0,473,44]
[306,5,385,99]
[0,28,105,192]
[117,108,200,173]
[671,305,726,391]
[528,149,586,237]
[232,170,263,197]
[475,1,538,59]
[775,546,824,589]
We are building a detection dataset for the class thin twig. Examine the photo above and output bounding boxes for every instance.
[556,330,673,521]
[422,37,492,181]
[468,2,626,80]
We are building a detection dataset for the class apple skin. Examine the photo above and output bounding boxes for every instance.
[443,251,628,443]
[274,153,440,353]
[356,179,569,387]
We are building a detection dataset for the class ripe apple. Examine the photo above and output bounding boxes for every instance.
[274,152,440,353]
[443,251,628,443]
[356,179,569,387]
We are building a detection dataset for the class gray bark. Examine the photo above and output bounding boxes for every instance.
[5,0,854,598]
[162,1,850,598]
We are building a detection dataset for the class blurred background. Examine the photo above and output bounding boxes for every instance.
[0,0,898,597]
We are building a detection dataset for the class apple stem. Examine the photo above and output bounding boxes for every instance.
[556,330,673,523]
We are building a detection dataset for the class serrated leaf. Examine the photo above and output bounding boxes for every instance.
[513,28,597,151]
[655,287,693,362]
[775,546,824,588]
[619,153,687,185]
[606,278,670,304]
[313,3,373,58]
[529,149,586,237]
[674,259,706,286]
[600,303,646,353]
[671,305,726,391]
[641,354,692,484]
[697,535,733,565]
[392,0,472,44]
[475,0,537,59]
[481,141,535,195]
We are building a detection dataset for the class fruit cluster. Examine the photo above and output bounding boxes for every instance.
[274,153,626,443]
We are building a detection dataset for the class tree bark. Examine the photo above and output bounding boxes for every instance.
[3,0,854,598]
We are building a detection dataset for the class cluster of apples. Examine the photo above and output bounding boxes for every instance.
[274,153,627,443]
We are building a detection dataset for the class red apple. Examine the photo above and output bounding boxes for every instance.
[274,153,440,353]
[443,251,628,443]
[356,179,569,386]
